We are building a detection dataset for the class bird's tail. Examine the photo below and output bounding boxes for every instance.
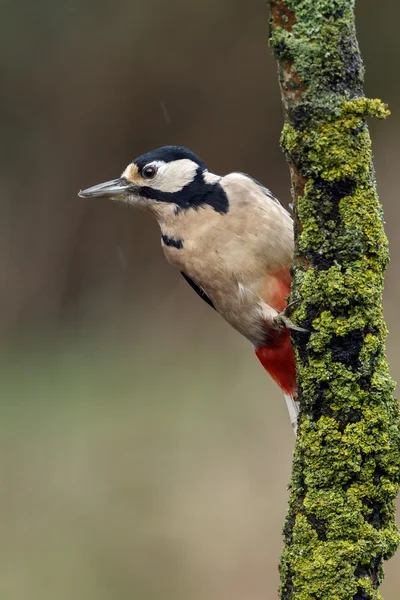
[255,330,299,434]
[283,392,300,434]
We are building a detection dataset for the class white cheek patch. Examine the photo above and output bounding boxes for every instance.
[122,158,200,194]
[151,159,199,193]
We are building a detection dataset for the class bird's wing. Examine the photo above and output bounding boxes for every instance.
[180,272,216,311]
[222,172,292,218]
[235,172,284,205]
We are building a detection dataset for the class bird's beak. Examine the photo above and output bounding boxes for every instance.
[78,178,131,199]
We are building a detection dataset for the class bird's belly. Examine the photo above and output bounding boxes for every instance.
[200,266,292,345]
[163,243,290,346]
[196,276,270,346]
[217,300,266,346]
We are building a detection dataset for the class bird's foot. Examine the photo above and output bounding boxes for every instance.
[275,299,308,333]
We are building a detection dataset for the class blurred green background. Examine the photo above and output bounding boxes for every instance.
[1,1,399,598]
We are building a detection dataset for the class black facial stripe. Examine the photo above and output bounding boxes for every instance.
[161,234,183,249]
[140,170,229,214]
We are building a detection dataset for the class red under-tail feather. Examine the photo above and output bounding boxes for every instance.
[255,330,297,395]
[255,269,297,395]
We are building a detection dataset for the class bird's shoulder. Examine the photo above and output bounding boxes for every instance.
[219,172,291,217]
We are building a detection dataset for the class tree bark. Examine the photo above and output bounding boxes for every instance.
[268,1,400,598]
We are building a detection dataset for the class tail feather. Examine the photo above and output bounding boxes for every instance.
[255,330,297,395]
[284,392,300,434]
[255,330,299,434]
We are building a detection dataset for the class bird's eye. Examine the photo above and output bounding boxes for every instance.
[142,165,157,179]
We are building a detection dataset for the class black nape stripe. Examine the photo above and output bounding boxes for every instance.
[161,234,183,249]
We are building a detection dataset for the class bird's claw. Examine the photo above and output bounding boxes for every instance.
[276,299,308,333]
[282,298,302,318]
[278,315,309,333]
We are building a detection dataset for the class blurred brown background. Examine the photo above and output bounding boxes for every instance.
[0,1,399,598]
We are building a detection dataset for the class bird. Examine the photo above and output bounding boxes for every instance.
[79,146,305,432]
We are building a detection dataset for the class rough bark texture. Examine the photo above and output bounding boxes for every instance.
[268,1,400,599]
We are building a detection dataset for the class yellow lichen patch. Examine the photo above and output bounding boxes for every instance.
[270,1,400,598]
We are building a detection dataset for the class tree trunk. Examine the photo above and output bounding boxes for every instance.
[268,1,400,598]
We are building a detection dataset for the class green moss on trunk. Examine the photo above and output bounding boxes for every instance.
[269,1,400,599]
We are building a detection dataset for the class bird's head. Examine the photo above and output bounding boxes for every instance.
[78,146,228,216]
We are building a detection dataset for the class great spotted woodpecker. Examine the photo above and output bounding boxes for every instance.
[79,146,305,432]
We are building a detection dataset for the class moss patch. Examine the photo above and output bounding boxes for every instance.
[269,1,400,599]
